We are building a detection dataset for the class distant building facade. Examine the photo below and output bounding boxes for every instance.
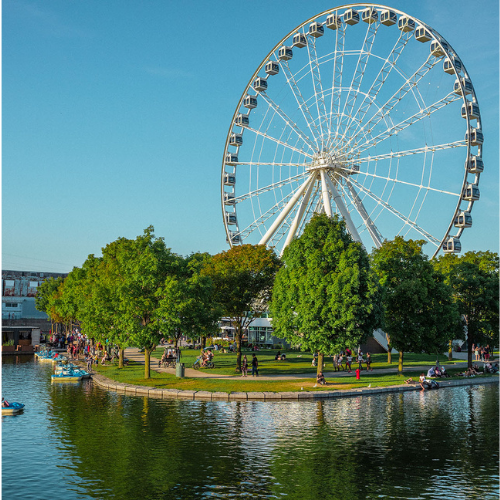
[2,270,68,346]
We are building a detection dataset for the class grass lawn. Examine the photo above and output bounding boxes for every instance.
[150,348,460,376]
[93,358,489,394]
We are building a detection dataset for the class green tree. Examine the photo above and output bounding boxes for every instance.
[371,237,460,373]
[201,244,281,372]
[434,251,499,368]
[270,214,382,375]
[155,253,222,349]
[105,227,180,378]
[35,276,64,335]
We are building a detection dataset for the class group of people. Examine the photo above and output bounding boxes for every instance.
[241,353,259,377]
[331,349,372,373]
[427,365,450,378]
[274,351,287,361]
[159,348,179,367]
[472,344,492,362]
[194,349,214,368]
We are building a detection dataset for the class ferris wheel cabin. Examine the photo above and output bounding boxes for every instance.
[253,78,268,92]
[309,22,324,37]
[224,173,236,186]
[225,213,237,225]
[462,183,480,201]
[398,16,415,32]
[415,26,432,42]
[326,14,342,29]
[227,232,241,244]
[461,102,480,120]
[467,156,484,174]
[278,46,293,60]
[344,9,360,25]
[380,9,397,26]
[443,237,462,254]
[430,40,449,57]
[265,61,280,75]
[362,7,378,24]
[224,193,235,205]
[465,128,483,146]
[453,78,473,95]
[244,95,258,109]
[225,153,238,166]
[229,133,243,147]
[235,114,249,127]
[292,33,307,48]
[443,57,462,74]
[454,211,472,228]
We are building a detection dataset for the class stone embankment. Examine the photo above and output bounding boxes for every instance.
[90,371,498,402]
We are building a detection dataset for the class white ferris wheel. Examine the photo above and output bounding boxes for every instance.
[221,4,483,258]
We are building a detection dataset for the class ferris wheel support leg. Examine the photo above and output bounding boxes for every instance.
[346,180,383,248]
[323,174,363,245]
[320,170,333,217]
[282,174,318,253]
[259,175,316,246]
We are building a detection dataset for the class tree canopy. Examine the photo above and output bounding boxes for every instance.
[270,214,382,373]
[434,251,499,367]
[371,237,460,372]
[201,244,281,372]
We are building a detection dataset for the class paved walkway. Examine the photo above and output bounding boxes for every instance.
[124,347,489,381]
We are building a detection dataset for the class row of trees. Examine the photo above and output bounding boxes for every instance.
[36,227,281,378]
[37,219,498,378]
[270,214,498,374]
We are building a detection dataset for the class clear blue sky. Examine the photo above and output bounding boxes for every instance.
[2,0,499,273]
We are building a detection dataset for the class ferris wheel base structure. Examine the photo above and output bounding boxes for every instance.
[221,4,483,259]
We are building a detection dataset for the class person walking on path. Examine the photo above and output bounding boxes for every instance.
[333,354,339,372]
[346,354,353,373]
[251,353,259,377]
[242,355,248,377]
[366,352,372,371]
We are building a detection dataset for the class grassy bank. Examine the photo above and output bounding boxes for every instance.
[93,360,489,394]
[150,348,459,376]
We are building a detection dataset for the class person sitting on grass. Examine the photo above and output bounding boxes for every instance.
[275,351,281,361]
[280,353,286,361]
[316,372,326,385]
[419,373,429,390]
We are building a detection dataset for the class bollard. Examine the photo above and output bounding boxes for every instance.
[355,368,360,380]
[176,362,185,378]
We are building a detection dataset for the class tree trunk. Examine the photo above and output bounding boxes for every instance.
[144,348,151,379]
[235,323,242,373]
[317,353,324,376]
[119,348,124,369]
[386,333,392,363]
[201,335,206,349]
[398,351,404,374]
[448,340,453,361]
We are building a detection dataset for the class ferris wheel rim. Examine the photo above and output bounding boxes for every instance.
[221,3,482,258]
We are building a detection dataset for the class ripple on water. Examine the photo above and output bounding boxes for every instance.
[2,359,499,500]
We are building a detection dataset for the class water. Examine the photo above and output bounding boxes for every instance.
[2,356,499,499]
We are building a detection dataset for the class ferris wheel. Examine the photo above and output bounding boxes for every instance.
[221,4,483,258]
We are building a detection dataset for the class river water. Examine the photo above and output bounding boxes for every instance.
[2,356,499,499]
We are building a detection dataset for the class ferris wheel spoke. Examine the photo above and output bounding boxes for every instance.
[327,23,346,148]
[345,175,441,247]
[237,190,296,239]
[340,53,442,155]
[306,36,330,148]
[347,91,462,158]
[344,178,383,248]
[354,169,460,197]
[280,59,322,147]
[323,173,362,244]
[282,173,318,252]
[233,172,309,204]
[342,140,467,166]
[259,91,317,151]
[297,183,321,234]
[337,30,413,150]
[259,175,316,245]
[234,161,310,167]
[245,125,314,158]
[331,20,379,150]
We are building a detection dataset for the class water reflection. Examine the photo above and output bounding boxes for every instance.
[2,358,498,499]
